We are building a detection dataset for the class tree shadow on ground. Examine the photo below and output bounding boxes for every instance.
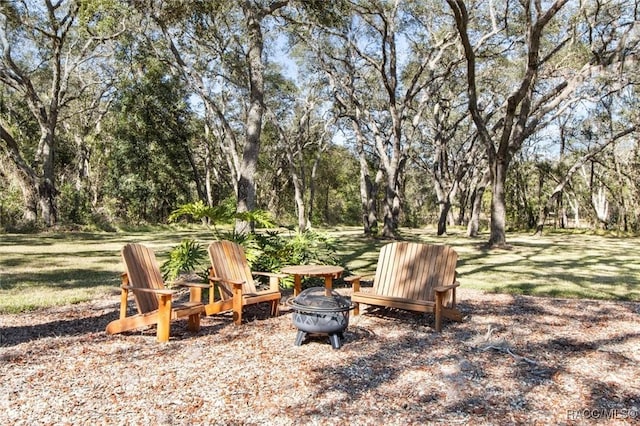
[294,295,640,422]
[0,290,273,347]
[0,269,119,291]
[0,309,116,347]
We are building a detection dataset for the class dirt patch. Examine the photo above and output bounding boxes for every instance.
[1,288,639,425]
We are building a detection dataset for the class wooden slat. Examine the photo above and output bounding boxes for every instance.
[352,292,436,313]
[108,243,206,342]
[228,240,255,294]
[207,240,281,324]
[442,248,458,305]
[121,243,163,314]
[373,242,395,296]
[209,241,230,300]
[420,245,428,298]
[210,243,227,285]
[393,242,411,299]
[422,244,439,300]
[240,290,280,305]
[221,242,240,280]
[209,240,258,299]
[370,242,457,304]
[409,243,427,300]
[350,241,461,331]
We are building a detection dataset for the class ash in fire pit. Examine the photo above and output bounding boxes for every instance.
[288,287,355,349]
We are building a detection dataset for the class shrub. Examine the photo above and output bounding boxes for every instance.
[165,202,342,289]
[252,230,342,288]
[160,238,207,284]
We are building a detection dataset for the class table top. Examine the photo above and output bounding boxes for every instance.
[281,264,344,277]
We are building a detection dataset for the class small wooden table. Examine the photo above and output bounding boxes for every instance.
[281,265,344,297]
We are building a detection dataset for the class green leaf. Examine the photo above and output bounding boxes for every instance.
[160,239,207,283]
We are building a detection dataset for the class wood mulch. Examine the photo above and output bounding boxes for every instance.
[1,287,639,425]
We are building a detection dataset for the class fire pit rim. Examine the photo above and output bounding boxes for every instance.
[287,287,355,313]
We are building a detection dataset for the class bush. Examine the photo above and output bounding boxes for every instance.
[0,181,28,231]
[164,201,342,289]
[251,230,342,288]
[160,238,207,284]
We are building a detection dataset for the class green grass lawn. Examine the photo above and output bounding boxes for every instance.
[1,226,639,313]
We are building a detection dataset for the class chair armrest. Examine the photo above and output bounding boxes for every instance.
[345,275,374,282]
[178,282,211,304]
[434,281,460,293]
[208,276,245,286]
[178,282,212,289]
[121,285,175,296]
[253,271,286,292]
[344,275,362,292]
[207,276,244,303]
[253,271,288,279]
[345,275,375,286]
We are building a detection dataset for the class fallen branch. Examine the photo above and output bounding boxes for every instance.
[480,344,538,365]
[471,325,538,365]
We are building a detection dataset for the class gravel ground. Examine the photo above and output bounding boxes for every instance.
[2,287,640,425]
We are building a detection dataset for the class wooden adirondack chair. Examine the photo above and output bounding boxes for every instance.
[105,243,209,342]
[345,241,462,332]
[205,240,283,325]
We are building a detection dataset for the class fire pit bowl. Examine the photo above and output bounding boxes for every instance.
[287,287,355,349]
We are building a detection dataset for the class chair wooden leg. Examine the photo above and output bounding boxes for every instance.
[435,292,443,332]
[187,287,203,332]
[157,294,172,342]
[350,277,360,315]
[187,313,201,332]
[119,274,130,320]
[190,287,202,303]
[232,283,243,325]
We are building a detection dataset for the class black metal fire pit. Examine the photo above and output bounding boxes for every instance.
[288,287,355,349]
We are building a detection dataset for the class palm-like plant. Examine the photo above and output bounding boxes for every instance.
[168,200,275,239]
[160,238,207,284]
[166,202,341,287]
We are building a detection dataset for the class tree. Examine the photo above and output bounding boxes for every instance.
[137,0,289,234]
[301,0,457,237]
[105,58,198,223]
[447,0,639,246]
[0,0,124,226]
[407,65,480,236]
[265,91,332,231]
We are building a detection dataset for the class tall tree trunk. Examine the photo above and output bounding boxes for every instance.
[203,123,215,207]
[308,148,322,231]
[488,159,508,247]
[36,130,57,227]
[448,0,572,246]
[364,170,379,235]
[182,140,206,203]
[613,151,629,232]
[0,127,38,222]
[290,166,306,232]
[235,4,265,235]
[436,179,459,236]
[467,169,490,237]
[353,121,378,234]
[381,168,400,238]
[437,200,451,236]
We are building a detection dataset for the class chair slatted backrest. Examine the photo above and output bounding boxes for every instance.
[121,243,163,314]
[373,242,458,303]
[208,240,257,300]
